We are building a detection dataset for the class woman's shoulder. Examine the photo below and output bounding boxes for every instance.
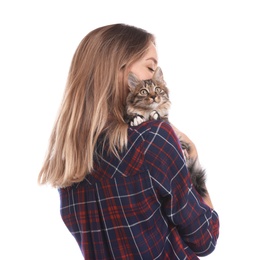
[128,120,175,140]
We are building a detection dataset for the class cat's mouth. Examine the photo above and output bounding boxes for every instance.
[148,101,159,108]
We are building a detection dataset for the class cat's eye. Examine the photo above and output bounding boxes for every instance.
[140,89,148,95]
[155,87,162,93]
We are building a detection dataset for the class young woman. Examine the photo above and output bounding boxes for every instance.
[38,23,219,259]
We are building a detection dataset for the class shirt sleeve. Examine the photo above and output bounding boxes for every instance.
[143,120,219,256]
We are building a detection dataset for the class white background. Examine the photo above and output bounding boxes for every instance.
[1,1,263,259]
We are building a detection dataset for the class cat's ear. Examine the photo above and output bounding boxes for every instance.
[128,72,140,91]
[153,67,164,83]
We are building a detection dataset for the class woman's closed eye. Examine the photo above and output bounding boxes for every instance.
[148,67,155,72]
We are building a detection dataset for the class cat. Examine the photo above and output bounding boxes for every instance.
[125,67,207,197]
[125,66,171,126]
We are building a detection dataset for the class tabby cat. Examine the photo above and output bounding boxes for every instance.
[125,67,207,197]
[125,66,170,126]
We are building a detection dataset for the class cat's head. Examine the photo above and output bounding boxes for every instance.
[127,67,169,107]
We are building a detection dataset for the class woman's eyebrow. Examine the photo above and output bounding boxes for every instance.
[146,57,158,64]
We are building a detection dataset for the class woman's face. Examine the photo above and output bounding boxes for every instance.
[129,42,158,80]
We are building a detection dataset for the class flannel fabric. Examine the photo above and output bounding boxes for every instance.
[59,120,219,259]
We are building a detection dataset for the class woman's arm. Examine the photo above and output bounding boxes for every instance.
[144,121,219,256]
[170,124,214,209]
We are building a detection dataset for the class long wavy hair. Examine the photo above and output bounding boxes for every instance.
[38,24,155,188]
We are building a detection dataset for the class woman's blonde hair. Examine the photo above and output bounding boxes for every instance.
[38,24,155,188]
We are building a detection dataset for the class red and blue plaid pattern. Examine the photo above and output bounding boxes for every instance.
[59,120,219,259]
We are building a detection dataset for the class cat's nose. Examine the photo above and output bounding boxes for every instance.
[151,96,159,103]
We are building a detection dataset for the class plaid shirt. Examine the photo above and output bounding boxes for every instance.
[59,121,219,259]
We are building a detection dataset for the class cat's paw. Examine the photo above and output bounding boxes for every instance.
[130,115,145,126]
[150,110,160,120]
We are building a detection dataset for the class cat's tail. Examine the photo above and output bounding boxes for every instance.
[190,167,207,197]
[188,159,208,198]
